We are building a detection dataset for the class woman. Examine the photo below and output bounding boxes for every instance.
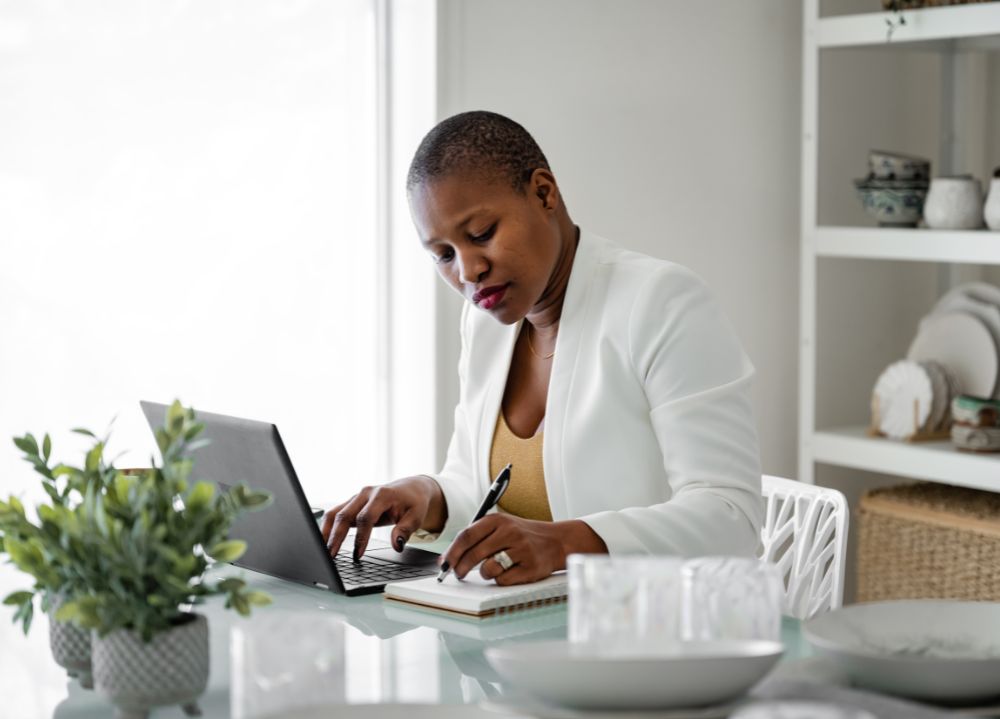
[322,111,762,586]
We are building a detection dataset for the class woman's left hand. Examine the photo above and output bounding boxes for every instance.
[440,514,607,585]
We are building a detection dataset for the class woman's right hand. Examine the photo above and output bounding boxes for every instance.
[321,475,446,561]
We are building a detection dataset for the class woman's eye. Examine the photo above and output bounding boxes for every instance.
[470,223,497,242]
[434,249,454,265]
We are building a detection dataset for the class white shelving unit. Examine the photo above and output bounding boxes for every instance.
[799,1,1000,492]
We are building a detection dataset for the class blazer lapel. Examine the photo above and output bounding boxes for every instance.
[477,319,521,489]
[543,229,605,520]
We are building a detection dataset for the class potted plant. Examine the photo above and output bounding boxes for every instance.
[0,426,119,688]
[2,401,271,718]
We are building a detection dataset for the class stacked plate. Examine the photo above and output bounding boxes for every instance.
[483,639,783,715]
[871,359,957,439]
[908,283,1000,401]
[803,600,1000,704]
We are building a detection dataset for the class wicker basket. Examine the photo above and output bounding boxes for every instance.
[857,482,1000,602]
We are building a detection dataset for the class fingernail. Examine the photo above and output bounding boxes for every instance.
[439,561,450,573]
[352,548,360,563]
[395,536,404,551]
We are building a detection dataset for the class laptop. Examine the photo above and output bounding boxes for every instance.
[139,401,440,596]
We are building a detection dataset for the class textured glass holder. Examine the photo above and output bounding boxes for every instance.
[681,556,783,641]
[231,611,346,718]
[568,555,684,656]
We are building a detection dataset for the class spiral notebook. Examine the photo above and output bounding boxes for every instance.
[383,571,568,617]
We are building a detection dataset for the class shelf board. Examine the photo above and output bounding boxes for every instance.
[811,226,1000,264]
[818,4,1000,49]
[812,426,1000,492]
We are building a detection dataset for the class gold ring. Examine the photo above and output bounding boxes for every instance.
[493,550,514,571]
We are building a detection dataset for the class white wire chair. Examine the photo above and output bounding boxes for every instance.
[759,475,849,620]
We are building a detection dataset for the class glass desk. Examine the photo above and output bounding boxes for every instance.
[0,562,813,718]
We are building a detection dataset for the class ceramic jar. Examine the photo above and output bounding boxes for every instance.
[48,597,93,689]
[92,613,209,719]
[923,177,984,230]
[985,178,1000,231]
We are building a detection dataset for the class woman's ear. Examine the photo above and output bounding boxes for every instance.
[529,169,559,211]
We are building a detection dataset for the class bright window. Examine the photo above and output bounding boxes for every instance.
[0,1,425,508]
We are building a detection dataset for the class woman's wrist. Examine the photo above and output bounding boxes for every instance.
[554,519,608,569]
[414,475,447,533]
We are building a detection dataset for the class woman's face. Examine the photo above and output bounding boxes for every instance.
[408,170,562,325]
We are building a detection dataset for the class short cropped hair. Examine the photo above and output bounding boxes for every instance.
[407,111,550,194]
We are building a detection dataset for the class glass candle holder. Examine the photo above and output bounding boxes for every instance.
[567,554,683,656]
[681,556,783,642]
[230,611,346,718]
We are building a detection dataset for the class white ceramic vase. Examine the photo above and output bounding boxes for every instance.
[923,177,984,230]
[985,178,1000,231]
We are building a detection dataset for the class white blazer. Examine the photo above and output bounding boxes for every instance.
[425,230,762,557]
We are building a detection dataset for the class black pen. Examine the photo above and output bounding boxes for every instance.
[437,463,512,583]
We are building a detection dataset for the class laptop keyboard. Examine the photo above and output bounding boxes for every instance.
[333,544,436,586]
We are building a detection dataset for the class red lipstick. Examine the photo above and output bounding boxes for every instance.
[473,284,508,310]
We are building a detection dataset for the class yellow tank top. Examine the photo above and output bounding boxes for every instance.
[490,411,553,522]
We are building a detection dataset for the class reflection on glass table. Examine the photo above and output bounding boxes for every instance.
[0,560,813,718]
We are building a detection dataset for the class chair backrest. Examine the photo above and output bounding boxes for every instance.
[759,475,848,620]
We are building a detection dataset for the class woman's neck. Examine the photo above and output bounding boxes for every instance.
[526,220,579,336]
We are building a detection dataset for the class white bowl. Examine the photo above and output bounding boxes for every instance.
[803,600,1000,703]
[484,639,783,710]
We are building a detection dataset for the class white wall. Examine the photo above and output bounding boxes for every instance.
[431,0,803,477]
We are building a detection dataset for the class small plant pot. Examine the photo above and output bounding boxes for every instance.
[48,599,93,689]
[92,613,209,719]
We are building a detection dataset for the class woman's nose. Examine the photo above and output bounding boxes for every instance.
[456,248,488,284]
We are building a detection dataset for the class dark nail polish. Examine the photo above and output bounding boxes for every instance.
[395,536,404,551]
[440,561,450,572]
[352,548,360,563]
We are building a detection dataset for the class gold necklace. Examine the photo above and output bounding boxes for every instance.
[525,324,555,360]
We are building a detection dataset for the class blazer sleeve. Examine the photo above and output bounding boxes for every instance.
[579,266,763,557]
[412,302,482,543]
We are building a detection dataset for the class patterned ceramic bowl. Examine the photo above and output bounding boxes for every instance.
[854,178,929,227]
[868,150,931,181]
[951,395,1000,427]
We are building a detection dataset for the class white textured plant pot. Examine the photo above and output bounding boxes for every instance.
[48,600,93,689]
[923,177,984,230]
[985,178,1000,231]
[92,613,209,719]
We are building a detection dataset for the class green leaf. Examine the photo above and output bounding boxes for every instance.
[246,591,271,607]
[13,598,33,634]
[3,591,33,606]
[12,436,35,457]
[185,439,210,453]
[54,601,79,623]
[42,434,51,462]
[216,577,246,593]
[186,482,214,512]
[71,428,97,438]
[207,540,246,563]
[238,489,272,510]
[231,593,250,616]
[22,434,39,457]
[183,422,205,441]
[85,442,104,473]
